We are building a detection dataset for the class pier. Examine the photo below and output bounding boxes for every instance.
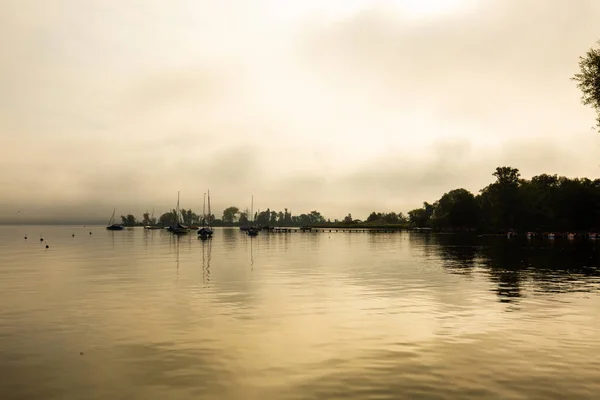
[270,227,406,234]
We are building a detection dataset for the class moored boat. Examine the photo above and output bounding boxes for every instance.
[197,191,214,238]
[144,208,162,229]
[246,195,259,236]
[106,208,124,230]
[170,191,190,235]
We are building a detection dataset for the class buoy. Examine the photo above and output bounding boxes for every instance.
[80,352,83,355]
[89,232,92,235]
[72,233,75,237]
[45,244,49,249]
[24,236,27,239]
[40,238,44,242]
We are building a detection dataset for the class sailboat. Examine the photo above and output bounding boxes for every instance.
[106,208,124,230]
[170,191,190,235]
[144,208,162,230]
[198,190,213,239]
[247,195,259,236]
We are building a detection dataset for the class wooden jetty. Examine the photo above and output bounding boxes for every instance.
[270,227,406,234]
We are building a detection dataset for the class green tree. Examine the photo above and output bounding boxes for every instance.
[408,202,434,227]
[159,210,177,226]
[120,214,137,226]
[431,188,479,229]
[478,167,521,230]
[572,40,600,129]
[270,211,278,225]
[366,212,382,222]
[238,211,249,226]
[222,206,240,225]
[142,212,151,225]
[309,210,325,224]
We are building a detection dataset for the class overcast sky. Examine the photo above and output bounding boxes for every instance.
[1,0,599,223]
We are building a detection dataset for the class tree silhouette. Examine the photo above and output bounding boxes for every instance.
[573,40,600,129]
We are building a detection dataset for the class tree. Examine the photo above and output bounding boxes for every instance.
[222,206,239,225]
[342,213,353,224]
[142,212,151,225]
[573,40,600,129]
[179,209,199,225]
[477,167,522,231]
[408,202,434,227]
[159,210,177,227]
[366,212,381,222]
[309,210,326,224]
[238,211,249,226]
[120,214,137,226]
[431,188,479,229]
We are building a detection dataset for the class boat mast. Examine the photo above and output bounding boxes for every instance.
[203,192,206,227]
[207,190,211,228]
[175,191,180,225]
[109,208,115,226]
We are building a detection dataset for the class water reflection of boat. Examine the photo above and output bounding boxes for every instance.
[249,234,254,272]
[202,238,211,284]
[106,208,124,230]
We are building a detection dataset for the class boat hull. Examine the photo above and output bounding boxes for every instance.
[197,227,213,236]
[106,225,124,231]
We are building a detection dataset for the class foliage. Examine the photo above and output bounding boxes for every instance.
[573,40,600,129]
[120,214,137,226]
[412,167,600,232]
[158,210,177,227]
[366,211,407,224]
[430,189,479,229]
[407,202,434,227]
[222,206,240,224]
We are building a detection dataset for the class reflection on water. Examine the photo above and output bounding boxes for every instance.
[201,238,211,285]
[423,233,600,304]
[0,226,599,399]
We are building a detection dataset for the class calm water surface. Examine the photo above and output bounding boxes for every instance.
[1,226,600,399]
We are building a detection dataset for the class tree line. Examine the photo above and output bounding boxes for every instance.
[116,166,600,232]
[406,167,600,232]
[118,207,329,227]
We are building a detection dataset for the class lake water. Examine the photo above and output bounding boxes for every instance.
[1,226,599,399]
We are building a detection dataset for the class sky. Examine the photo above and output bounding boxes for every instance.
[1,0,599,224]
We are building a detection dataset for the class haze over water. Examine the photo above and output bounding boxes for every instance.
[1,226,599,399]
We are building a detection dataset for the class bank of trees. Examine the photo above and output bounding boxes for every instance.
[217,207,327,227]
[117,166,600,232]
[407,167,600,232]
